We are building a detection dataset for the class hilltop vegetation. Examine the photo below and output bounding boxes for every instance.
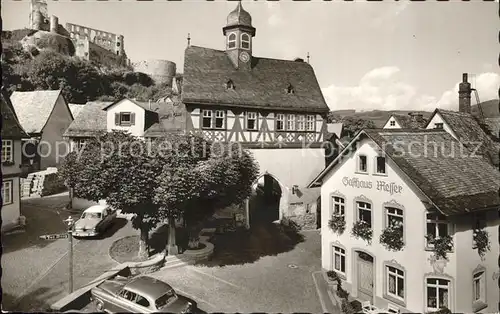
[1,29,175,103]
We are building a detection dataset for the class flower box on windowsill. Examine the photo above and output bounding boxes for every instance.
[328,214,346,235]
[351,220,373,244]
[2,161,15,166]
[425,234,453,260]
[380,223,404,252]
[472,228,490,258]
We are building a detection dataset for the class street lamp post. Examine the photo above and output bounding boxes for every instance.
[64,216,75,294]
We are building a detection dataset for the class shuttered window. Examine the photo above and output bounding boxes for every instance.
[114,112,135,126]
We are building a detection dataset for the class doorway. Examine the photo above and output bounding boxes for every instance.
[249,174,282,225]
[357,251,374,303]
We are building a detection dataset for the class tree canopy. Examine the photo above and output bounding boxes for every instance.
[59,131,259,257]
[1,45,174,103]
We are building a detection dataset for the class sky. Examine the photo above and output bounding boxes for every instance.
[2,0,498,112]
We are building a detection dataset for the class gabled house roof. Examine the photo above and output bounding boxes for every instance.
[308,129,500,216]
[426,109,499,167]
[181,46,330,113]
[63,102,111,138]
[384,113,427,129]
[485,117,500,139]
[10,90,69,134]
[142,102,187,137]
[1,89,30,139]
[64,98,187,138]
[68,103,86,119]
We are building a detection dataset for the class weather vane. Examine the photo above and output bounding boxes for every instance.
[187,33,191,47]
[306,52,310,64]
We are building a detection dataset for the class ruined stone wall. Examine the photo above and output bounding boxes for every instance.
[66,23,124,56]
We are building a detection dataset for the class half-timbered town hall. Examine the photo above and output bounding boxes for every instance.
[181,2,330,227]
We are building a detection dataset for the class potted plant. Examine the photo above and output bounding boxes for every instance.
[426,234,453,260]
[328,214,346,235]
[473,228,490,258]
[380,222,404,251]
[351,220,373,244]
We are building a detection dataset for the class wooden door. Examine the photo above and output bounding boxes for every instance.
[357,254,374,302]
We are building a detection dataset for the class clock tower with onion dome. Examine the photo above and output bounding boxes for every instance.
[222,1,256,70]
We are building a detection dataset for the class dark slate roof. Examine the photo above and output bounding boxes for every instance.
[181,46,330,113]
[433,109,499,167]
[390,114,427,129]
[1,89,30,139]
[63,102,111,137]
[137,101,187,137]
[10,90,62,133]
[309,129,500,216]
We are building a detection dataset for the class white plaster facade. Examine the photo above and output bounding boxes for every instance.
[106,99,146,137]
[320,137,499,313]
[383,116,403,129]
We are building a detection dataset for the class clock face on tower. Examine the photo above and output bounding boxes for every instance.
[239,52,250,63]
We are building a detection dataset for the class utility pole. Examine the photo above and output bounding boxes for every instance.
[64,216,75,293]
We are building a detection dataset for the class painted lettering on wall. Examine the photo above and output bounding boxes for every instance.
[342,176,403,195]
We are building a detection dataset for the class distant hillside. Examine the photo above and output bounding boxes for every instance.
[330,110,433,128]
[471,99,499,118]
[330,100,499,128]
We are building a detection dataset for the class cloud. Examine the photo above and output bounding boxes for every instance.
[436,72,500,109]
[266,2,284,27]
[321,68,499,112]
[322,66,435,111]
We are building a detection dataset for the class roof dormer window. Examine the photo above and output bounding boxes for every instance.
[228,33,236,49]
[286,84,295,94]
[240,33,250,50]
[226,80,235,90]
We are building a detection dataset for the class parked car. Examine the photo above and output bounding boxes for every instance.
[90,275,195,313]
[72,204,116,238]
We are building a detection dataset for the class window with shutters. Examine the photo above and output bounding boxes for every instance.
[115,112,135,126]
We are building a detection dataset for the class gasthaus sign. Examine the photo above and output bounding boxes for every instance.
[342,176,403,196]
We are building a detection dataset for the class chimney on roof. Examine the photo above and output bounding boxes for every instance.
[148,100,151,110]
[459,73,472,114]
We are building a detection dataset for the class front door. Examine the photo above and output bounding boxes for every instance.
[357,252,374,302]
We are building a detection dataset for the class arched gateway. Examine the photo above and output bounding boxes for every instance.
[248,173,287,225]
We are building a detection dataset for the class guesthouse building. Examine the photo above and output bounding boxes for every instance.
[308,127,500,313]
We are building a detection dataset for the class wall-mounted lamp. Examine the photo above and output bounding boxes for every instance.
[292,185,299,195]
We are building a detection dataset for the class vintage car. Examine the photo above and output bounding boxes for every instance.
[72,205,116,238]
[90,275,195,313]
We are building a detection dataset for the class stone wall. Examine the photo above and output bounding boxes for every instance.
[286,200,318,230]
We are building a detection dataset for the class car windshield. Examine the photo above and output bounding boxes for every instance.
[155,289,177,309]
[82,212,101,219]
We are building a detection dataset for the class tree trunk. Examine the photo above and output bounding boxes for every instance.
[167,216,178,255]
[138,224,149,259]
[68,187,74,209]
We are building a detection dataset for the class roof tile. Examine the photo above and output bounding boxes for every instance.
[10,90,62,133]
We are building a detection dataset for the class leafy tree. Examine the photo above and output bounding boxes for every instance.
[70,131,162,258]
[153,135,259,253]
[57,151,85,209]
[338,116,376,138]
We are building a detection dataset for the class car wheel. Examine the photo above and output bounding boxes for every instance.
[95,299,105,311]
